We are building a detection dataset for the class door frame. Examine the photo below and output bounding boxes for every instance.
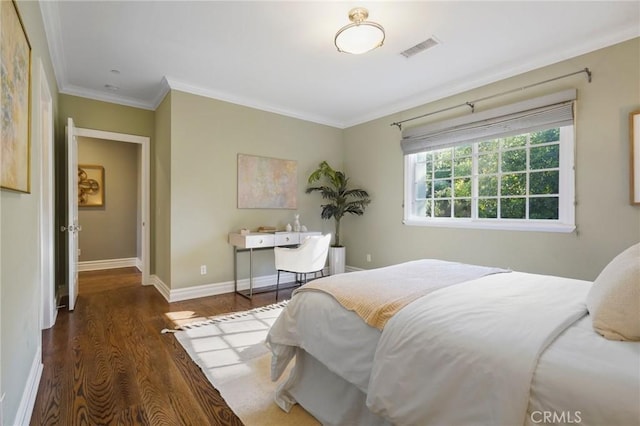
[73,127,151,286]
[39,59,56,329]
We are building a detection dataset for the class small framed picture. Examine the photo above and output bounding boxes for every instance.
[78,165,105,207]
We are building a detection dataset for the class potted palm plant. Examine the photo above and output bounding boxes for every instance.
[306,161,371,274]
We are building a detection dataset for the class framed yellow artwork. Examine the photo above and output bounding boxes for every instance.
[1,1,32,193]
[78,165,105,207]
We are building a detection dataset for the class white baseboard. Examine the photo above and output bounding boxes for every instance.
[150,268,335,303]
[346,265,365,272]
[78,257,139,272]
[149,274,171,301]
[14,347,43,426]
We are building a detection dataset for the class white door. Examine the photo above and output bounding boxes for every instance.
[67,117,79,310]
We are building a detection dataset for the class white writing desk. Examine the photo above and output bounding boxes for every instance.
[229,231,321,298]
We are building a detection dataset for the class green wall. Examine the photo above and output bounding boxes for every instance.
[166,90,344,289]
[58,94,155,137]
[343,38,640,280]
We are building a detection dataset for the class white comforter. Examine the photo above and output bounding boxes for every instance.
[366,272,589,426]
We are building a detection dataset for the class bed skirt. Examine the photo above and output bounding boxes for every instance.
[275,348,391,426]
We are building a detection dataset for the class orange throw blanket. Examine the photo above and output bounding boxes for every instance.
[296,259,509,330]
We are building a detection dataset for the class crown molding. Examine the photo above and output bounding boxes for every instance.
[59,84,156,110]
[162,76,345,129]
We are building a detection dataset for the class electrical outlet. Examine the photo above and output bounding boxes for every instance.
[366,254,372,262]
[200,265,207,275]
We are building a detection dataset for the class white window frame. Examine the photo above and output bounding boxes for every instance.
[403,126,575,232]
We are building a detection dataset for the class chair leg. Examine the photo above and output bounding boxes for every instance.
[276,270,281,301]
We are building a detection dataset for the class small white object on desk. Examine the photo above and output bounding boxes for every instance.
[239,228,250,235]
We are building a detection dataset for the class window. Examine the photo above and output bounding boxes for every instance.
[402,90,576,232]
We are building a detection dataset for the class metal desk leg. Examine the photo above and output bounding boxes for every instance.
[233,246,238,293]
[248,248,253,298]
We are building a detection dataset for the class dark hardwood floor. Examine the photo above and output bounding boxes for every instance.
[30,267,294,425]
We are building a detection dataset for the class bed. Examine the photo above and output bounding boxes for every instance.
[266,246,640,426]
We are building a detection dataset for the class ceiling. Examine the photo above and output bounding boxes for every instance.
[40,1,639,129]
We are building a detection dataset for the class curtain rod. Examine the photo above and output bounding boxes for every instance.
[390,67,591,130]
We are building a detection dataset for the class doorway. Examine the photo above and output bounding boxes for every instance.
[77,137,140,272]
[60,126,150,311]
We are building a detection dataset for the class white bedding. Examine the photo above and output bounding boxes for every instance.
[267,268,640,425]
[527,315,640,426]
[367,272,588,425]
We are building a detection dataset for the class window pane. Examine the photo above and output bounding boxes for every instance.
[501,173,526,196]
[500,198,526,219]
[416,152,427,162]
[455,144,473,157]
[479,175,498,197]
[530,145,559,169]
[479,140,499,152]
[501,134,527,148]
[478,198,497,218]
[433,179,452,198]
[424,179,432,198]
[425,200,432,217]
[501,149,527,172]
[415,161,426,178]
[454,157,472,177]
[529,171,559,195]
[434,150,452,178]
[478,153,498,174]
[529,197,559,220]
[416,179,427,199]
[454,199,472,218]
[434,200,451,217]
[414,199,427,217]
[531,128,559,144]
[454,178,471,197]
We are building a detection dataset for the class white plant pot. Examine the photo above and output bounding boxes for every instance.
[329,246,346,275]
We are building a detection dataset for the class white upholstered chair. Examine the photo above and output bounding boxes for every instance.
[274,234,331,299]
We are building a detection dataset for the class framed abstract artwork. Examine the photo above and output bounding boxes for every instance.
[78,165,105,207]
[1,0,32,193]
[630,110,640,205]
[237,154,297,209]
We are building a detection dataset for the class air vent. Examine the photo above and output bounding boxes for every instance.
[400,37,440,58]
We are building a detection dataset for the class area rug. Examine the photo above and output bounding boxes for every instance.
[170,302,320,426]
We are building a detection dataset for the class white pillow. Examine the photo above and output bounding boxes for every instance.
[586,243,640,341]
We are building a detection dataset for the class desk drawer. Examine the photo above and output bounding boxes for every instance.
[275,232,299,246]
[229,233,275,248]
[243,234,275,248]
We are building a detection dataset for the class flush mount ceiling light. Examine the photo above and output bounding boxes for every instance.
[334,7,385,54]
